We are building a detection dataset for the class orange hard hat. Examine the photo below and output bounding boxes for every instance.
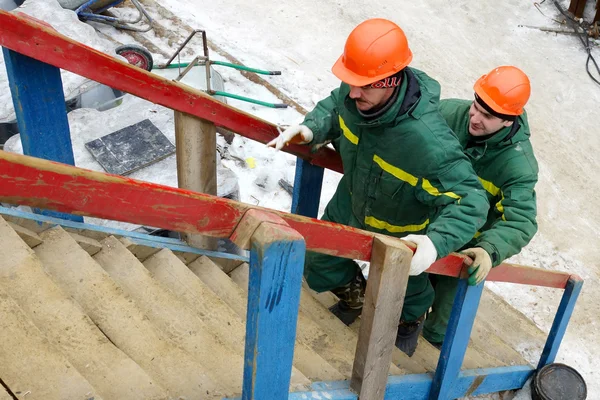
[332,18,413,87]
[474,66,531,116]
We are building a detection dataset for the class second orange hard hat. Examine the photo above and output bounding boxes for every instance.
[474,66,531,116]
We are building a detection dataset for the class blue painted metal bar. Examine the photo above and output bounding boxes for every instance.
[0,206,248,261]
[242,228,305,399]
[537,277,584,369]
[291,158,325,218]
[2,48,81,222]
[124,236,249,261]
[429,278,485,399]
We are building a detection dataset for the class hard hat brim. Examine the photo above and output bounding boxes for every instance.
[331,54,411,87]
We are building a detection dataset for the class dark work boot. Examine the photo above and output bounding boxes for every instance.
[328,268,366,326]
[395,314,426,357]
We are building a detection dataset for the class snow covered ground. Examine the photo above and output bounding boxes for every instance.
[1,0,599,397]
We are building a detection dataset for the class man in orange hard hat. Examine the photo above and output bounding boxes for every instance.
[423,66,539,348]
[268,18,489,355]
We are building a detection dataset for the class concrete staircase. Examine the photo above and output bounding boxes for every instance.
[0,215,547,399]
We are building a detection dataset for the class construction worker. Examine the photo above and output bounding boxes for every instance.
[268,18,489,356]
[422,66,539,348]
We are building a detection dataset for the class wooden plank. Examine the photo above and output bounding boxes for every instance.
[2,47,82,222]
[450,366,534,398]
[350,235,412,399]
[0,10,342,174]
[568,0,587,17]
[537,276,584,368]
[283,366,534,400]
[242,220,306,400]
[291,158,325,218]
[429,279,485,399]
[7,221,42,247]
[175,111,218,250]
[0,151,572,288]
[230,209,288,250]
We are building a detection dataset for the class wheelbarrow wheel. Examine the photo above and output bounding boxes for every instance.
[115,45,153,71]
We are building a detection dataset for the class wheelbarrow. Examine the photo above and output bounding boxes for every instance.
[58,0,152,32]
[116,30,288,109]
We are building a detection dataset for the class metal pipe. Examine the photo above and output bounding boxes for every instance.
[164,29,204,68]
[210,91,287,108]
[210,60,281,75]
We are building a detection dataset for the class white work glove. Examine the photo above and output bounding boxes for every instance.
[403,234,438,276]
[461,247,493,286]
[266,125,313,150]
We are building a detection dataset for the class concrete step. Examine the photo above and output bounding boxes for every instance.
[7,221,42,247]
[67,231,102,255]
[0,285,101,400]
[143,249,343,382]
[34,226,223,400]
[0,386,12,400]
[227,262,417,376]
[300,277,504,372]
[0,217,168,400]
[94,236,245,396]
[189,256,387,378]
[475,288,543,364]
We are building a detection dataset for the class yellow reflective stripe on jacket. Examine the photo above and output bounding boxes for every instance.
[373,155,418,186]
[474,231,481,238]
[365,216,429,233]
[496,195,507,221]
[339,116,359,145]
[479,177,500,196]
[422,178,461,200]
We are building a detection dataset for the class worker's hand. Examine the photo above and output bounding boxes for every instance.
[461,247,492,286]
[267,125,313,150]
[403,235,438,276]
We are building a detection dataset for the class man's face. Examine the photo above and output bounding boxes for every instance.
[348,85,395,111]
[468,101,513,136]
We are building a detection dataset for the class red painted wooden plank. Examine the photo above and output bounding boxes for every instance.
[487,264,571,289]
[0,151,570,289]
[0,10,343,174]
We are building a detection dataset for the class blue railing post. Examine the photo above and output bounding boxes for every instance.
[2,48,82,222]
[291,157,324,218]
[537,276,583,369]
[237,212,306,400]
[429,278,485,399]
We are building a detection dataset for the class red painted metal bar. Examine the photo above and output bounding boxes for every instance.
[0,10,342,174]
[0,151,571,289]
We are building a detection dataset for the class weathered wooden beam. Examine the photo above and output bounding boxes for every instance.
[429,278,485,399]
[0,151,573,288]
[235,210,305,399]
[234,365,535,399]
[2,47,82,222]
[350,235,412,400]
[0,10,342,173]
[175,111,218,250]
[537,276,584,369]
[568,0,587,18]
